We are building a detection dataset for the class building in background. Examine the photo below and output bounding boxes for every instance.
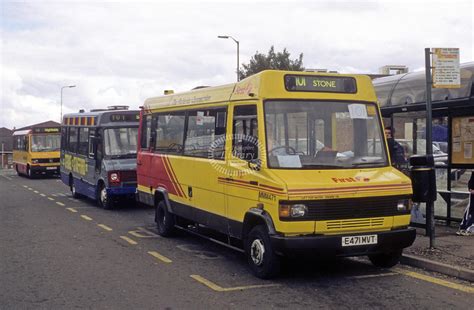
[0,127,13,169]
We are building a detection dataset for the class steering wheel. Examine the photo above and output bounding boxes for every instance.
[269,146,297,155]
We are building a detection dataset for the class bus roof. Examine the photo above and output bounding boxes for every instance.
[62,109,140,127]
[144,70,377,112]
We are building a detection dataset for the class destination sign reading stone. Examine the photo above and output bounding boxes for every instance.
[109,113,140,122]
[284,75,357,93]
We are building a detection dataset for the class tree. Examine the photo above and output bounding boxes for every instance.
[239,46,304,79]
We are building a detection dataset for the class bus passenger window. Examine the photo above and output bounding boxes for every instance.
[78,127,89,156]
[61,127,68,151]
[88,132,95,158]
[68,127,78,153]
[155,113,186,155]
[184,108,227,159]
[232,105,258,161]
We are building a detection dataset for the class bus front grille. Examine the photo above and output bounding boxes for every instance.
[280,195,410,221]
[36,158,60,163]
[120,170,137,183]
[326,218,385,230]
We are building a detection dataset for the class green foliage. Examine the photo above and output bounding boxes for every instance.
[239,46,304,79]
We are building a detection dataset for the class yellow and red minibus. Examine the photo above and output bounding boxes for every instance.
[137,70,415,278]
[13,126,61,177]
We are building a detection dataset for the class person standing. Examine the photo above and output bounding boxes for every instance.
[457,171,474,236]
[384,126,407,167]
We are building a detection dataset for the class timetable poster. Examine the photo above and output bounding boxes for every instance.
[451,115,474,165]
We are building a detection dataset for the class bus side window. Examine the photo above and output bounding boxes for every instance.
[24,136,29,151]
[183,108,227,159]
[141,115,152,150]
[155,112,186,155]
[232,105,258,162]
[78,127,89,156]
[88,130,96,159]
[61,127,68,152]
[68,127,78,153]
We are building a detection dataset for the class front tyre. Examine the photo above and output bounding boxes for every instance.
[245,225,281,279]
[98,183,114,210]
[27,165,33,178]
[369,249,402,268]
[155,200,175,237]
[70,177,81,199]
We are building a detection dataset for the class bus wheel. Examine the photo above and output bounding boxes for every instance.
[245,225,281,279]
[27,165,33,178]
[98,184,113,210]
[70,178,81,199]
[16,165,20,176]
[369,250,402,268]
[155,200,175,237]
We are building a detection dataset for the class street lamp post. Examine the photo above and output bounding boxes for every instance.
[218,35,240,81]
[61,85,76,122]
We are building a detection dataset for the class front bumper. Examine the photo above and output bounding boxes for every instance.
[271,227,416,257]
[30,165,60,174]
[107,186,137,196]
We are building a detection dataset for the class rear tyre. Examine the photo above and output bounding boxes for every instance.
[16,165,20,176]
[98,183,113,210]
[155,200,175,237]
[245,225,281,279]
[369,250,402,268]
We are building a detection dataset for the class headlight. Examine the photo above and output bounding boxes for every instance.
[397,199,412,212]
[32,159,39,164]
[279,204,308,218]
[108,171,120,184]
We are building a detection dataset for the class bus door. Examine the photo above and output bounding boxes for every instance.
[182,108,227,233]
[87,128,100,183]
[225,104,261,238]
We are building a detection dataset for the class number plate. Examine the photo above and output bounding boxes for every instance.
[46,167,57,170]
[341,234,377,247]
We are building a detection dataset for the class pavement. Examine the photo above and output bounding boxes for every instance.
[402,224,474,282]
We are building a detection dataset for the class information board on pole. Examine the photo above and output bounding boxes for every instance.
[451,115,474,166]
[432,48,460,88]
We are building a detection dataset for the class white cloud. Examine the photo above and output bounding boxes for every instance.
[1,0,472,129]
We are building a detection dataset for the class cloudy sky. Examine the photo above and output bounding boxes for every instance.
[1,0,472,129]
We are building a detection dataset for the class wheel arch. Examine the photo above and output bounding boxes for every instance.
[96,178,106,197]
[242,208,277,241]
[154,187,173,213]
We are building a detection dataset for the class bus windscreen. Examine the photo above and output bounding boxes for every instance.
[31,134,61,152]
[104,127,138,157]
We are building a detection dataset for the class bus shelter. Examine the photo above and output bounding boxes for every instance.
[373,62,474,226]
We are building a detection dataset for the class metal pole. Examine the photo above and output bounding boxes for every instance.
[1,143,4,169]
[424,47,435,248]
[236,40,240,81]
[218,35,240,82]
[60,87,64,122]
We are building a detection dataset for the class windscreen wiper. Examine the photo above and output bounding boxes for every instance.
[351,161,385,167]
[302,164,342,169]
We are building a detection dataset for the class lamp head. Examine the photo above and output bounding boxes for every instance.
[218,35,229,39]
